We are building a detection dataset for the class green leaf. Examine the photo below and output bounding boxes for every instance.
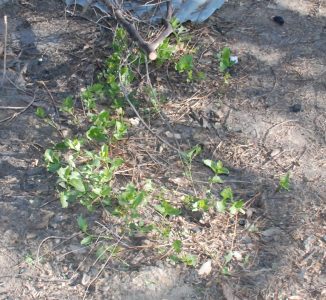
[216,199,227,213]
[131,191,146,209]
[59,192,69,208]
[193,199,209,211]
[203,159,229,175]
[114,120,128,140]
[155,201,181,217]
[54,141,68,151]
[35,107,46,118]
[224,251,233,264]
[59,190,78,208]
[209,175,224,184]
[86,126,106,141]
[81,235,93,246]
[100,144,109,159]
[175,55,193,73]
[93,110,111,128]
[44,149,56,163]
[66,138,81,152]
[118,184,136,205]
[183,144,202,162]
[47,162,61,172]
[221,266,230,276]
[57,166,71,181]
[229,200,245,215]
[170,17,180,30]
[156,38,175,66]
[111,157,124,169]
[172,240,182,253]
[220,187,233,201]
[117,185,146,210]
[60,96,74,114]
[120,66,135,85]
[69,171,85,192]
[181,254,197,266]
[217,47,235,73]
[77,215,88,233]
[278,173,290,191]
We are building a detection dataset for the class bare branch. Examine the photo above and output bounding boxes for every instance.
[103,0,173,60]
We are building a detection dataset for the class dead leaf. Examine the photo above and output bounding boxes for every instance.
[198,259,212,276]
[246,207,257,219]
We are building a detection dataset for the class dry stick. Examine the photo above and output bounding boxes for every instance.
[103,0,173,60]
[83,236,123,300]
[0,94,36,124]
[0,105,31,110]
[144,55,181,152]
[1,15,8,86]
[120,85,181,154]
[36,235,78,264]
[38,80,60,120]
[262,119,298,145]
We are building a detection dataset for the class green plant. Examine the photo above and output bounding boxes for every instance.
[183,195,209,212]
[181,144,202,188]
[156,38,176,66]
[24,254,35,265]
[41,23,254,271]
[216,187,245,215]
[277,173,290,192]
[182,144,202,164]
[170,17,189,43]
[180,253,197,267]
[35,107,46,118]
[217,47,235,73]
[203,159,229,184]
[60,96,74,115]
[35,107,62,132]
[155,200,181,217]
[172,240,182,253]
[175,54,194,81]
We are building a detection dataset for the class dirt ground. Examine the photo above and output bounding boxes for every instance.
[0,0,325,299]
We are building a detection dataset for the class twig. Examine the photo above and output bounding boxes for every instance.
[103,0,173,60]
[83,236,123,300]
[72,232,105,276]
[119,84,181,154]
[1,15,8,86]
[144,56,181,151]
[262,119,298,145]
[0,95,36,124]
[36,235,77,264]
[0,105,32,110]
[38,80,60,120]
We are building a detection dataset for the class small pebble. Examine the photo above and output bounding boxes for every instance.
[272,16,285,25]
[290,103,302,113]
[26,233,37,240]
[238,219,246,226]
[81,273,91,286]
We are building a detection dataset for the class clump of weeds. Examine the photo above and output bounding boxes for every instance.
[35,24,280,277]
